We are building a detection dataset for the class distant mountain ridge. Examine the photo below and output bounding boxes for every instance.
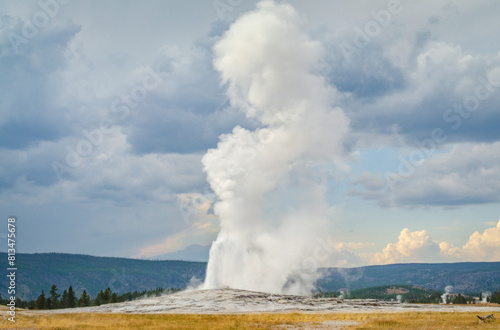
[3,253,499,301]
[318,262,500,294]
[2,253,206,301]
[153,244,210,262]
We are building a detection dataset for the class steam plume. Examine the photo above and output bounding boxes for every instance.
[202,0,348,295]
[441,285,453,304]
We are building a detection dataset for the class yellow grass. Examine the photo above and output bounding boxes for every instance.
[337,311,499,329]
[0,310,498,329]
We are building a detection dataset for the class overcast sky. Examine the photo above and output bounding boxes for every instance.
[1,0,499,267]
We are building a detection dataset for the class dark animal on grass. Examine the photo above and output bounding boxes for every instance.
[477,314,495,322]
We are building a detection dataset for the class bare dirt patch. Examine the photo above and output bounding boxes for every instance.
[385,287,410,294]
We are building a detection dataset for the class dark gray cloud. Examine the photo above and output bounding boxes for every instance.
[0,17,81,149]
[328,37,500,149]
[126,103,252,154]
[326,43,406,99]
[350,142,500,207]
[113,40,259,155]
[0,142,63,191]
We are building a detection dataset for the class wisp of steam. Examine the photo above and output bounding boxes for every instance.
[202,0,349,295]
[441,285,453,304]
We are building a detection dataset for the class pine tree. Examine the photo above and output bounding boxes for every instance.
[16,297,26,308]
[36,290,46,310]
[68,286,77,308]
[453,294,467,304]
[60,290,69,308]
[490,287,500,304]
[103,287,112,303]
[94,289,104,306]
[48,284,60,309]
[77,290,91,307]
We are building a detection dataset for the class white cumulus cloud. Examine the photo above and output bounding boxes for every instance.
[371,228,442,264]
[369,220,500,265]
[442,220,500,261]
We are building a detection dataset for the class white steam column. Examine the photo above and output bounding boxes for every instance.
[202,0,349,295]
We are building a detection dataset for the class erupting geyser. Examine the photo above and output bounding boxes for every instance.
[202,0,349,295]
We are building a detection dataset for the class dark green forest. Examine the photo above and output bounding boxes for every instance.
[1,284,181,310]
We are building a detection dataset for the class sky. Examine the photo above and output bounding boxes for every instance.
[1,0,499,267]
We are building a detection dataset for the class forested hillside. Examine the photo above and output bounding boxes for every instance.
[2,253,205,300]
[318,262,500,294]
[4,253,499,301]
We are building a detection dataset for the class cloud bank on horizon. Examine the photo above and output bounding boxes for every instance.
[0,0,499,267]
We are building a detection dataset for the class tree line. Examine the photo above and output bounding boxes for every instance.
[313,286,500,304]
[446,288,500,304]
[485,288,500,303]
[1,285,181,310]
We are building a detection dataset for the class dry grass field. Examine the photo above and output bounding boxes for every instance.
[0,310,498,329]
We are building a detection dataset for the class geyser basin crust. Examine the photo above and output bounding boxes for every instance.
[40,288,500,314]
